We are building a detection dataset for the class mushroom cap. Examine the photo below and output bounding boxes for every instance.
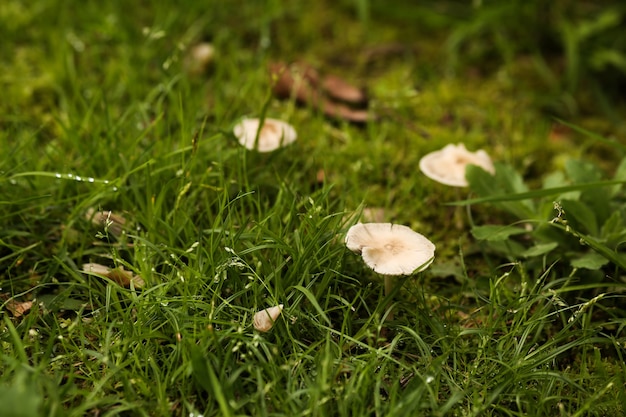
[253,304,284,332]
[233,118,297,152]
[345,223,435,275]
[419,143,495,187]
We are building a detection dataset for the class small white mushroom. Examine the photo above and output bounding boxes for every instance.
[184,42,215,75]
[419,143,495,187]
[253,304,284,332]
[233,118,297,152]
[345,223,435,276]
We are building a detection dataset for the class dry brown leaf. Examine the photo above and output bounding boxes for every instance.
[85,208,127,238]
[5,299,33,317]
[269,61,322,105]
[321,100,370,123]
[269,61,371,124]
[82,263,145,288]
[548,123,572,143]
[321,74,367,105]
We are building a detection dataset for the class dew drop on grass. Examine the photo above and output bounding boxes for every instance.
[75,175,82,181]
[88,177,95,183]
[425,375,435,384]
[55,173,62,178]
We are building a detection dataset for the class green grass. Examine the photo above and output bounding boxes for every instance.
[2,0,626,416]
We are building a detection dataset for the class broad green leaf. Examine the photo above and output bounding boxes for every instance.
[484,239,528,258]
[522,242,559,257]
[560,199,598,236]
[466,163,535,219]
[552,223,626,270]
[600,210,625,243]
[452,179,626,206]
[471,225,527,241]
[565,160,602,184]
[615,157,626,181]
[591,48,626,73]
[465,163,500,197]
[562,159,612,225]
[542,171,566,189]
[497,162,530,195]
[575,9,621,40]
[611,156,626,196]
[542,171,580,200]
[570,252,610,270]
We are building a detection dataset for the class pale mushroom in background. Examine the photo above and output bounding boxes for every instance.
[253,304,284,332]
[233,118,297,153]
[419,143,495,187]
[345,223,435,320]
[184,42,215,75]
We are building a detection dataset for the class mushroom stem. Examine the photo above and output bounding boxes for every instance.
[454,188,464,230]
[384,275,394,298]
[384,275,395,322]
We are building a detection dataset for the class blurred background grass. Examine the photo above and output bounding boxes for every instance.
[2,0,626,415]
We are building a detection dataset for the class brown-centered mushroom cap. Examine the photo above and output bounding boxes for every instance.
[345,223,435,275]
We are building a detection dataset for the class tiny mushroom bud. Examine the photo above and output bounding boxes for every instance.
[419,143,495,187]
[253,304,284,332]
[233,118,297,153]
[184,42,215,75]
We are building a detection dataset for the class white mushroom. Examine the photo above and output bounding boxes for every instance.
[345,223,435,322]
[345,223,435,275]
[253,304,284,332]
[233,118,297,152]
[184,42,215,75]
[419,143,495,187]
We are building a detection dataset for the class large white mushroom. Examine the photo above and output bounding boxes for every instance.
[345,223,435,320]
[419,143,495,187]
[233,118,297,153]
[346,223,435,275]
